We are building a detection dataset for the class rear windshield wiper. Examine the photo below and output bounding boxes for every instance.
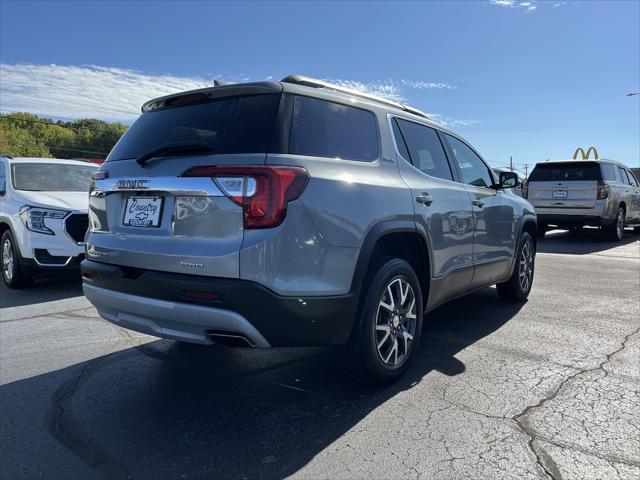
[136,142,214,165]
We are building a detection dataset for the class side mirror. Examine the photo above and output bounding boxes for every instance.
[498,171,518,189]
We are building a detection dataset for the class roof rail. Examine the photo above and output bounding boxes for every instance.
[281,74,430,120]
[0,153,13,159]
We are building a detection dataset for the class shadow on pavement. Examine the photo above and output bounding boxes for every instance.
[0,273,83,308]
[0,287,524,479]
[538,227,640,255]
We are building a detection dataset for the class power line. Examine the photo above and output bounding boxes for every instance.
[0,114,123,133]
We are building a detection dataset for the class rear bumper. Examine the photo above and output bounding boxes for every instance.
[81,259,358,347]
[83,283,271,347]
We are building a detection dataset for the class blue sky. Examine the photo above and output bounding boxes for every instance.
[1,0,638,170]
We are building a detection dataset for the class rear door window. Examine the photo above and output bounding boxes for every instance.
[443,134,493,187]
[289,96,378,161]
[618,167,631,185]
[107,94,281,161]
[627,169,639,186]
[394,118,453,181]
[528,163,603,182]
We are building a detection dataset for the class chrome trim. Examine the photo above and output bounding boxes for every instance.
[93,176,224,197]
[33,251,74,267]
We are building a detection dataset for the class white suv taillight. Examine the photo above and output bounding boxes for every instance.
[522,181,529,199]
[182,166,309,229]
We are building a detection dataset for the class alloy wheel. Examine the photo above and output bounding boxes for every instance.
[2,238,14,282]
[518,240,533,293]
[616,210,624,239]
[375,277,417,367]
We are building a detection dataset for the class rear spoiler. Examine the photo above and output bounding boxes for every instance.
[142,82,283,112]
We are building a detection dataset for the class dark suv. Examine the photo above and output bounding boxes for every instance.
[82,75,537,383]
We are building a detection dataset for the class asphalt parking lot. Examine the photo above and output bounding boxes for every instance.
[1,228,639,480]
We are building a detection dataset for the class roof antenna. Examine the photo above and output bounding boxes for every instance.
[214,79,229,87]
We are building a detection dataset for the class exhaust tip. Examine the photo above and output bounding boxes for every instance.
[209,331,256,348]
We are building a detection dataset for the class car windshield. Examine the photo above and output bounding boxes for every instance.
[12,163,97,192]
[528,162,602,182]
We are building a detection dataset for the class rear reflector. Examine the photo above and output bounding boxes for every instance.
[184,290,218,301]
[182,166,309,228]
[92,170,109,180]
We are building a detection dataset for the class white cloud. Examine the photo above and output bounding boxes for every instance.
[0,63,476,128]
[489,0,538,11]
[399,79,454,90]
[326,78,407,103]
[327,77,454,103]
[427,114,482,128]
[0,63,218,122]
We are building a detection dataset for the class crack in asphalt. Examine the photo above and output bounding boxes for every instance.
[433,325,640,479]
[512,325,640,480]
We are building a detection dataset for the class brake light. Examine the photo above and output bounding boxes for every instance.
[182,166,309,228]
[523,181,529,199]
[597,181,609,200]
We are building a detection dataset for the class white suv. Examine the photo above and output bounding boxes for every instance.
[0,156,97,288]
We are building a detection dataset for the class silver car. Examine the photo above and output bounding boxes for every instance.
[525,159,640,240]
[82,75,537,383]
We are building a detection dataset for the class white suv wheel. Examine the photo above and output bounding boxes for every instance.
[2,237,14,282]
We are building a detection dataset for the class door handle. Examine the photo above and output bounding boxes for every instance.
[472,200,485,208]
[416,193,433,206]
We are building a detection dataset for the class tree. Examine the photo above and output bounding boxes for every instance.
[0,112,128,160]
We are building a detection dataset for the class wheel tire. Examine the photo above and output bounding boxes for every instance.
[605,207,625,242]
[340,258,423,384]
[1,230,33,289]
[537,224,547,239]
[497,231,535,302]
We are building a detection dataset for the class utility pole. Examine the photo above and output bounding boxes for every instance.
[523,163,529,179]
[509,156,513,172]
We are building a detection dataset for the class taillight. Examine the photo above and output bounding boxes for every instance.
[182,166,309,229]
[597,181,609,200]
[523,181,529,199]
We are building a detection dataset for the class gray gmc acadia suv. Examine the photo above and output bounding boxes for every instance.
[82,75,537,383]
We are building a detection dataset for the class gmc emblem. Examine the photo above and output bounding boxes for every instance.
[117,179,149,189]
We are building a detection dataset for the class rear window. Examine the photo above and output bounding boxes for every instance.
[107,94,281,161]
[528,162,602,182]
[289,96,378,161]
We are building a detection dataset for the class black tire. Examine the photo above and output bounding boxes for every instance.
[605,207,625,242]
[340,258,423,384]
[497,231,534,302]
[1,229,33,289]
